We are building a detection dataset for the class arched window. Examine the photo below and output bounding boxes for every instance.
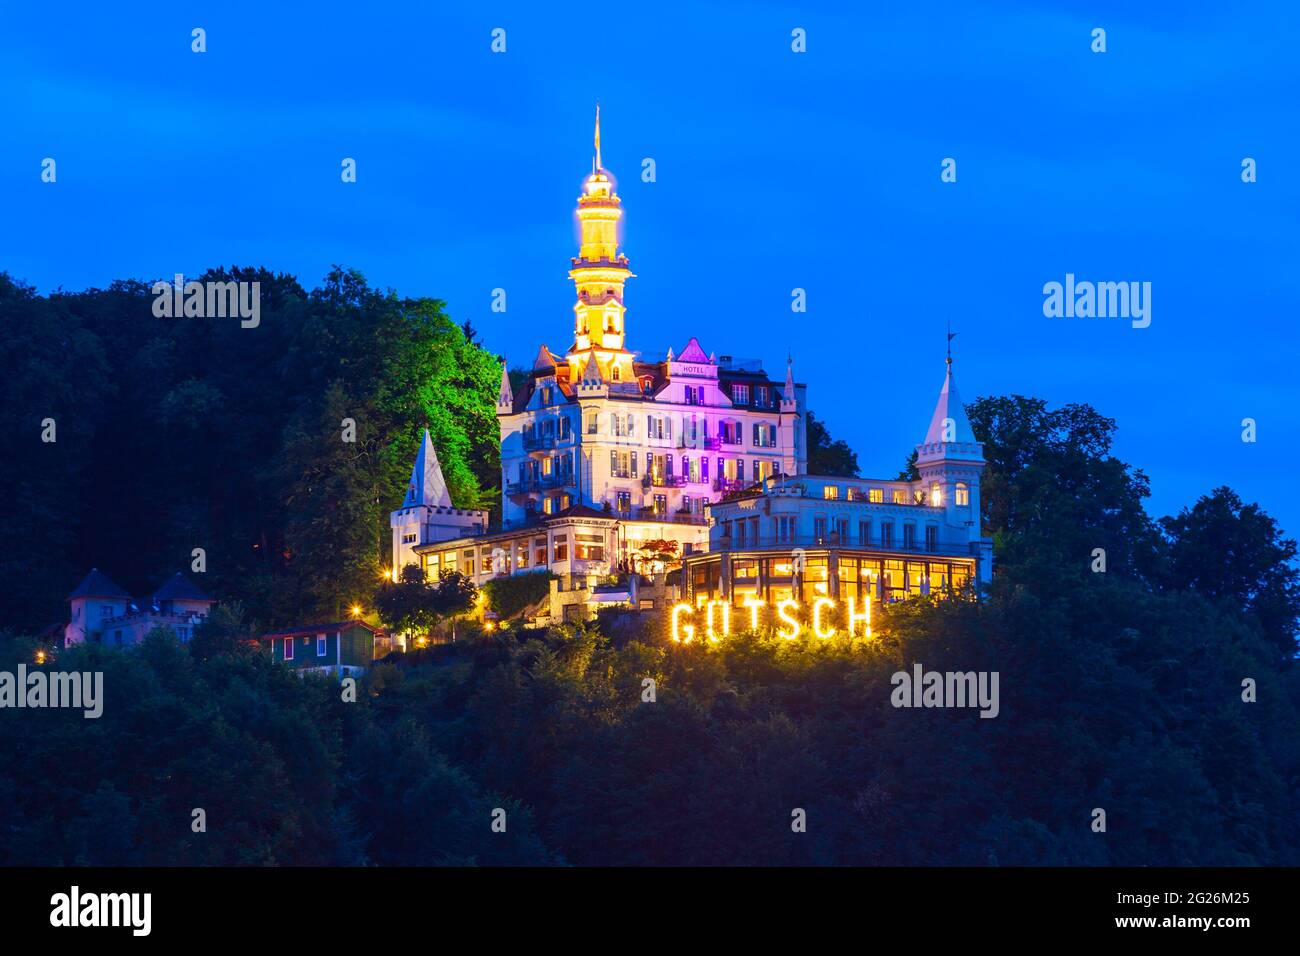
[930,482,942,506]
[955,482,970,506]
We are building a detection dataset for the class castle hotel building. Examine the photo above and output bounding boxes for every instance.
[390,113,991,622]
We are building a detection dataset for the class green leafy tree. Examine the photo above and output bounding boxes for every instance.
[375,564,478,637]
[806,410,860,477]
[966,395,1159,587]
[1160,486,1300,658]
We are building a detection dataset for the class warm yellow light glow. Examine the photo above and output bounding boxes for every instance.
[705,600,731,642]
[350,605,363,618]
[775,599,801,640]
[811,597,837,639]
[484,621,496,632]
[671,603,696,643]
[379,567,392,581]
[847,596,871,638]
[664,595,877,644]
[34,649,47,665]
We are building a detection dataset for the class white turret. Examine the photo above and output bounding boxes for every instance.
[389,429,488,579]
[915,353,989,581]
[497,363,514,414]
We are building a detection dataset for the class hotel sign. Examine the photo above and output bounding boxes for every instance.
[668,362,718,379]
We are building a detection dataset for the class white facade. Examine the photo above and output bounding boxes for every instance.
[684,359,993,606]
[390,116,990,622]
[389,429,489,577]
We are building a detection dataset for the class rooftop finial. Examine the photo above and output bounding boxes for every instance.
[946,319,957,371]
[594,101,602,171]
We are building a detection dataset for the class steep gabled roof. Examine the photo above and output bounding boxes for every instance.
[68,568,130,601]
[580,352,603,384]
[150,572,215,604]
[549,503,615,521]
[403,429,453,508]
[676,337,710,363]
[923,364,976,445]
[497,363,514,406]
[533,345,559,370]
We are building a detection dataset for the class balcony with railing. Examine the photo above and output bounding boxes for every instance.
[506,473,576,495]
[643,473,689,489]
[631,506,708,525]
[677,434,721,451]
[713,477,748,494]
[522,433,560,451]
[713,533,976,559]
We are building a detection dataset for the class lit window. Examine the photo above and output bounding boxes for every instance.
[892,489,907,504]
[956,482,970,506]
[823,485,839,500]
[930,482,942,506]
[869,488,883,503]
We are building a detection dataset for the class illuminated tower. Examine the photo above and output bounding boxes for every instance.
[566,104,636,385]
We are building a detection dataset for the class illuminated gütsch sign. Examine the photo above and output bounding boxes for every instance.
[669,597,871,642]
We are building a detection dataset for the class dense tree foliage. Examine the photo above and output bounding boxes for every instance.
[0,268,501,632]
[806,410,860,477]
[1159,487,1300,661]
[0,629,554,865]
[480,570,556,620]
[374,565,478,637]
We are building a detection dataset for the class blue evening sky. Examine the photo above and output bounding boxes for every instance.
[3,2,1297,537]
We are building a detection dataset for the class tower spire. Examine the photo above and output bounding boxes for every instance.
[568,106,634,381]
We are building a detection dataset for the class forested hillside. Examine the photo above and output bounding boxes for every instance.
[0,268,502,631]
